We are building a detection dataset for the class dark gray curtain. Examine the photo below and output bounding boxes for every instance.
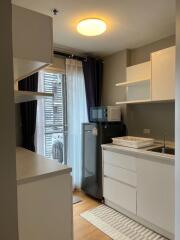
[18,73,38,152]
[82,57,103,120]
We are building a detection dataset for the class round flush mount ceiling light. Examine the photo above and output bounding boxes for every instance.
[77,18,107,36]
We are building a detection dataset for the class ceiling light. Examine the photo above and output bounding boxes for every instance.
[77,18,107,36]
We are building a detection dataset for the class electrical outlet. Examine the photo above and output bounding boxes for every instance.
[143,129,151,134]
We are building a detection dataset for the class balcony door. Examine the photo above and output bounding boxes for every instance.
[36,70,67,164]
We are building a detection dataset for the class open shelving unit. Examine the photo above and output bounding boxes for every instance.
[12,5,54,104]
[116,61,151,105]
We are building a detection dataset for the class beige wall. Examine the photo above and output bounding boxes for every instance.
[130,35,175,65]
[102,49,129,105]
[176,0,180,238]
[0,1,18,239]
[102,36,175,141]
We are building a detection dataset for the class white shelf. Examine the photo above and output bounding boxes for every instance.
[13,57,49,82]
[116,99,175,105]
[116,79,150,87]
[116,99,151,105]
[116,61,151,104]
[15,90,53,103]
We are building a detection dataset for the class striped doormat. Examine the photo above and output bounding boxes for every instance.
[81,205,168,240]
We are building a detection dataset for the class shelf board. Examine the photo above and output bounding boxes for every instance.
[15,90,53,103]
[116,99,151,105]
[13,57,49,82]
[116,99,175,105]
[115,79,150,87]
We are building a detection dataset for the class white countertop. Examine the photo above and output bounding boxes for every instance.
[102,143,175,163]
[16,147,72,184]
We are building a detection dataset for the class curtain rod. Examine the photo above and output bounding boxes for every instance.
[53,50,86,61]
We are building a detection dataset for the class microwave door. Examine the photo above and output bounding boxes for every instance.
[98,108,104,121]
[91,109,98,121]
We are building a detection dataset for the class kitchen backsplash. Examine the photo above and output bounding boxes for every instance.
[126,102,175,141]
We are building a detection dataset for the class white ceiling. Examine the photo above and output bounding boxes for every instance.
[12,0,176,56]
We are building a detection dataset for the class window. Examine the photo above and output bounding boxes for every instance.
[36,71,67,164]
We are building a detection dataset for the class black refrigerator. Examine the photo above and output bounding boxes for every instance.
[82,122,126,200]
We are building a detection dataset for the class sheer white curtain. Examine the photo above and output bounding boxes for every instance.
[66,59,88,189]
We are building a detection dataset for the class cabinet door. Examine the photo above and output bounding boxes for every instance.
[12,5,52,63]
[151,46,175,101]
[137,158,174,234]
[18,174,73,240]
[12,5,53,81]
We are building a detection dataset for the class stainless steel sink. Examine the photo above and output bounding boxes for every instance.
[148,146,175,155]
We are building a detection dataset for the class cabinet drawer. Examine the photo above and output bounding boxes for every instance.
[104,177,137,214]
[103,150,136,172]
[104,163,137,187]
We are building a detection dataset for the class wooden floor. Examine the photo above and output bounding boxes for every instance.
[73,191,111,240]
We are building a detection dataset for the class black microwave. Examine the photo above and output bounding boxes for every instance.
[90,106,121,122]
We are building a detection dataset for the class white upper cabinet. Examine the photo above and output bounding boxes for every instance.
[12,5,53,82]
[151,46,175,101]
[116,46,175,105]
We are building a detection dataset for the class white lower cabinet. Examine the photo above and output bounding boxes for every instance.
[137,157,174,234]
[103,149,137,214]
[102,148,174,237]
